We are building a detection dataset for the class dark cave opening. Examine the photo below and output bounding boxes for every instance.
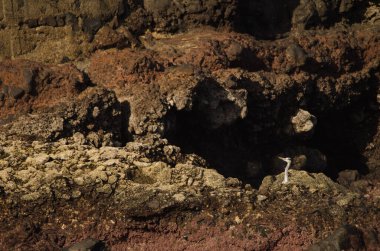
[165,95,378,187]
[235,0,300,39]
[165,107,290,188]
[163,65,379,186]
[307,74,380,179]
[309,105,377,180]
[234,0,371,40]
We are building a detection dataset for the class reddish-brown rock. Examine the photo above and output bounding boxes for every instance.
[0,60,123,144]
[0,60,85,120]
[0,1,379,250]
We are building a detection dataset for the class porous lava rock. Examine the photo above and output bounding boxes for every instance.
[0,60,123,145]
[0,0,379,250]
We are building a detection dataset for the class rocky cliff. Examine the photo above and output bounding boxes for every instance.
[0,0,379,250]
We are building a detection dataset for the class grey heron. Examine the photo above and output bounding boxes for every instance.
[278,157,292,184]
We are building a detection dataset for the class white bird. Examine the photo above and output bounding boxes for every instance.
[278,157,292,184]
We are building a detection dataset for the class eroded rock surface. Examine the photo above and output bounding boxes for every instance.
[0,138,379,250]
[0,60,123,145]
[0,0,379,250]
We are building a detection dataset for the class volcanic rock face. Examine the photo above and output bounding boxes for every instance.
[0,0,379,250]
[0,60,123,145]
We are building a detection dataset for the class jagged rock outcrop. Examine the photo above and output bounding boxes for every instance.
[0,60,123,145]
[0,0,379,250]
[88,42,249,136]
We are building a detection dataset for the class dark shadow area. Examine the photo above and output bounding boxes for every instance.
[235,0,300,39]
[306,70,379,179]
[166,111,263,186]
[230,47,270,72]
[338,0,372,26]
[309,103,378,180]
[165,73,379,186]
[165,79,299,187]
[234,0,371,40]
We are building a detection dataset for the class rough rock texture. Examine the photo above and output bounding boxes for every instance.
[290,109,317,136]
[0,139,379,250]
[0,0,379,250]
[0,60,123,145]
[1,1,377,62]
[308,225,366,251]
[87,24,380,178]
[88,45,248,136]
[0,0,126,62]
